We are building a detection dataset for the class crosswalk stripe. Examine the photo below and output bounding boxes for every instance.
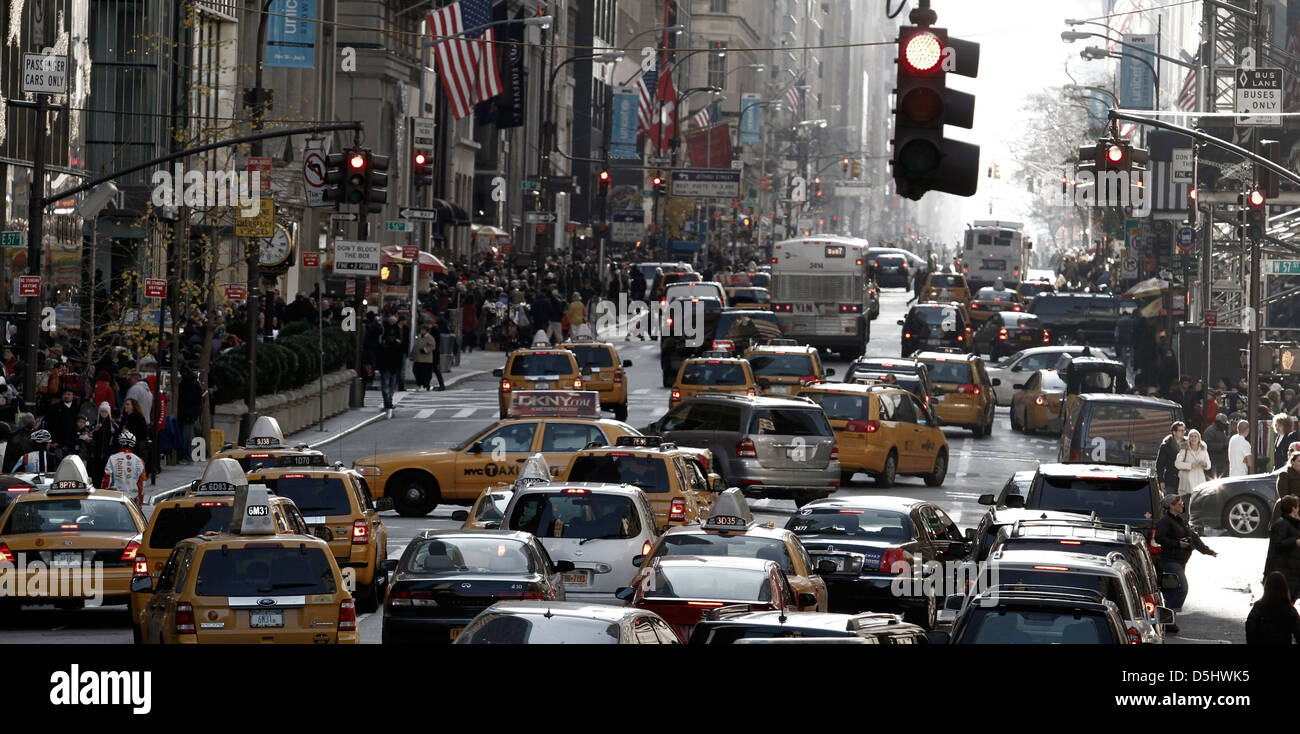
[415,409,435,419]
[633,388,650,394]
[453,407,477,418]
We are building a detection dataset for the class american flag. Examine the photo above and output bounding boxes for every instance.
[689,104,715,130]
[784,77,804,120]
[428,0,503,120]
[637,61,659,136]
[1175,64,1197,112]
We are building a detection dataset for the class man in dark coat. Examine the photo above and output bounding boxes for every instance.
[45,388,82,459]
[1154,494,1217,633]
[376,321,405,415]
[1265,495,1300,602]
[363,312,382,384]
[1203,413,1231,477]
[1154,421,1186,495]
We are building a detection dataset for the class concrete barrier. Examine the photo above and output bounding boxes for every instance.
[212,369,357,441]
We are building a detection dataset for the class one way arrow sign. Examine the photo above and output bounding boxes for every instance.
[398,207,438,221]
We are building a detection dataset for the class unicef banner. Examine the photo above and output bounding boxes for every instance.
[740,93,761,144]
[267,0,317,69]
[611,88,640,159]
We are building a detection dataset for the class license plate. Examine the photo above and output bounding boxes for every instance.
[250,610,284,628]
[1140,459,1156,470]
[1017,334,1033,341]
[449,626,464,640]
[533,382,550,389]
[770,385,791,394]
[562,571,590,586]
[52,552,81,567]
[816,556,845,572]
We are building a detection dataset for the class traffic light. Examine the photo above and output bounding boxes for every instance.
[741,216,752,227]
[323,151,349,205]
[814,176,824,200]
[346,148,367,204]
[412,148,433,188]
[1081,137,1149,172]
[851,159,861,179]
[890,23,980,200]
[1239,190,1267,240]
[598,169,611,197]
[842,157,850,174]
[364,150,389,214]
[380,264,393,281]
[652,173,666,195]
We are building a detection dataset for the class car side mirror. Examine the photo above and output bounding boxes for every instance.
[990,378,1000,387]
[1155,606,1176,625]
[379,559,398,573]
[977,494,995,506]
[492,368,504,377]
[1005,494,1025,508]
[374,497,394,512]
[632,554,646,568]
[614,586,636,601]
[130,576,154,594]
[816,559,837,575]
[451,510,469,522]
[468,441,484,454]
[711,477,727,493]
[1013,383,1025,390]
[554,560,576,574]
[624,359,633,368]
[797,593,818,608]
[925,630,951,645]
[482,520,501,530]
[1160,572,1181,591]
[824,368,836,377]
[897,319,905,326]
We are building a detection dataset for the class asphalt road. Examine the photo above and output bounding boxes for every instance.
[0,287,1261,643]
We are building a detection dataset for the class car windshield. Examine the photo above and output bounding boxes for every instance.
[804,393,868,421]
[920,361,972,384]
[402,537,536,574]
[654,534,794,573]
[961,608,1111,644]
[786,508,913,541]
[507,492,641,539]
[909,308,960,331]
[1030,477,1152,518]
[747,409,832,436]
[682,362,749,385]
[1037,372,1067,391]
[2,499,138,534]
[509,354,575,376]
[194,547,336,596]
[148,505,234,548]
[266,476,352,517]
[877,256,906,267]
[567,456,671,492]
[749,353,815,377]
[461,614,621,644]
[567,346,614,369]
[645,565,772,601]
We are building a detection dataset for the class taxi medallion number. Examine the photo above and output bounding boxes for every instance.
[250,610,284,628]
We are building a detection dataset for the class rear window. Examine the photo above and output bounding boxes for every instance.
[402,537,537,574]
[194,547,336,596]
[961,608,1112,644]
[714,312,782,340]
[567,456,671,493]
[729,289,771,304]
[645,565,772,602]
[267,477,353,517]
[876,256,907,266]
[461,614,621,644]
[567,346,614,369]
[748,273,771,289]
[929,275,965,287]
[786,508,912,542]
[1000,313,1040,327]
[682,362,749,385]
[2,499,138,534]
[662,402,745,432]
[920,360,973,384]
[749,353,815,377]
[804,393,868,421]
[1000,538,1123,557]
[507,492,641,539]
[748,409,832,436]
[148,505,234,549]
[908,307,959,327]
[510,354,576,376]
[653,534,794,573]
[976,288,1015,300]
[1030,476,1153,517]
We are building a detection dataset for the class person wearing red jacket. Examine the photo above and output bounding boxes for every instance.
[92,371,116,414]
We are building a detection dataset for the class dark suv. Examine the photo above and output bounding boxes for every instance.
[660,308,782,386]
[1026,463,1162,538]
[843,357,935,409]
[933,585,1131,644]
[1028,293,1118,346]
[899,303,972,357]
[647,393,840,506]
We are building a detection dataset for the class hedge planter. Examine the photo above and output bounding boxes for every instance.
[213,368,357,442]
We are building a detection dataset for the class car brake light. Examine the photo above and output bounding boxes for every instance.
[737,438,758,458]
[998,328,1008,341]
[770,257,778,264]
[830,444,839,460]
[670,388,682,402]
[1127,627,1142,644]
[956,334,963,342]
[666,316,674,328]
[8,487,30,493]
[879,547,908,574]
[613,370,625,384]
[1,541,17,563]
[608,452,632,457]
[501,379,512,392]
[197,501,227,507]
[1143,593,1159,617]
[1034,396,1046,406]
[249,453,271,459]
[133,559,149,576]
[838,510,865,514]
[338,599,357,632]
[574,378,584,389]
[845,420,880,433]
[746,387,757,396]
[669,498,686,522]
[562,488,590,494]
[282,473,307,479]
[838,304,860,313]
[1033,565,1070,571]
[352,519,369,545]
[1012,305,1021,311]
[957,384,980,395]
[970,303,980,309]
[903,332,911,339]
[1058,539,1081,545]
[175,602,196,634]
[120,540,141,562]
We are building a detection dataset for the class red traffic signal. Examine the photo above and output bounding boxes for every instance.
[902,31,943,73]
[348,152,366,170]
[1105,145,1125,165]
[1248,189,1266,208]
[413,152,428,166]
[598,170,611,182]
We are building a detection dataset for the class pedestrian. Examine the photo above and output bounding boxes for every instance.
[376,320,404,417]
[1265,495,1300,603]
[1274,413,1300,471]
[411,324,443,391]
[125,371,153,426]
[1229,419,1254,477]
[177,368,205,465]
[45,388,81,459]
[1174,429,1211,499]
[4,413,34,472]
[567,292,587,338]
[1154,421,1186,495]
[1245,572,1300,643]
[102,430,147,506]
[548,289,566,344]
[14,429,55,473]
[92,370,116,413]
[89,402,118,481]
[118,397,149,449]
[1153,494,1217,634]
[1204,413,1231,476]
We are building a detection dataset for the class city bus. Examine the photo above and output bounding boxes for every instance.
[770,235,871,358]
[962,220,1028,290]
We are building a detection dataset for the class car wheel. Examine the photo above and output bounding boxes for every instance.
[904,594,937,630]
[971,422,986,438]
[390,471,440,517]
[1223,496,1268,537]
[924,450,948,487]
[876,451,897,488]
[356,572,383,614]
[613,403,628,421]
[1010,406,1022,432]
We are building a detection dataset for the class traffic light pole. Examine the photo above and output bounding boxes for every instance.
[23,94,49,403]
[352,208,368,408]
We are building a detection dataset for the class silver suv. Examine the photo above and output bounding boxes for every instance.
[647,394,840,507]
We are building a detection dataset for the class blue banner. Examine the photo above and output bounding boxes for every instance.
[740,93,761,144]
[1118,33,1156,110]
[267,0,317,69]
[672,240,703,252]
[610,89,640,159]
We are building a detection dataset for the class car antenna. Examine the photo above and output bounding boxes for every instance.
[543,608,554,619]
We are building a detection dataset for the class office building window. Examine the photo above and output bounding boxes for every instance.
[707,42,727,89]
[710,0,727,12]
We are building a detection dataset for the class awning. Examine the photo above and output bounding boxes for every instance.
[429,199,471,226]
[472,224,509,239]
[381,246,447,273]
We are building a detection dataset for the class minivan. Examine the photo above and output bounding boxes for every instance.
[1057,394,1182,469]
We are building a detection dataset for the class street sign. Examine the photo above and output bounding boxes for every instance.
[525,211,556,223]
[1120,255,1139,278]
[234,198,275,238]
[402,245,419,260]
[1204,309,1218,327]
[144,279,167,299]
[1176,226,1197,253]
[22,52,68,94]
[1171,148,1194,183]
[647,156,672,166]
[385,220,416,232]
[333,240,382,277]
[1265,259,1300,276]
[302,251,320,268]
[1170,254,1198,272]
[669,170,741,199]
[398,207,438,221]
[834,181,872,197]
[521,180,540,191]
[413,117,436,147]
[610,209,646,244]
[17,275,39,298]
[1,231,27,248]
[1236,67,1283,126]
[247,157,272,192]
[303,148,326,207]
[331,212,358,222]
[224,283,247,302]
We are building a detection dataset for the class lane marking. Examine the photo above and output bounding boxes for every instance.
[415,409,436,419]
[452,407,477,418]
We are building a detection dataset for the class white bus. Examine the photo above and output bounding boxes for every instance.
[962,220,1028,289]
[770,235,871,357]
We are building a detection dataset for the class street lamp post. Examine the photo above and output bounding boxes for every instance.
[740,98,781,253]
[1080,47,1160,110]
[1062,30,1194,70]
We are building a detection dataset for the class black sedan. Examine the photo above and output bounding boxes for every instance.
[1189,470,1279,538]
[381,530,573,644]
[973,312,1050,361]
[872,254,912,288]
[785,496,966,629]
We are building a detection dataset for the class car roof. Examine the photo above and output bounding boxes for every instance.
[803,495,922,512]
[485,601,642,621]
[248,466,355,478]
[712,610,905,632]
[512,482,648,498]
[679,393,819,409]
[684,356,748,364]
[992,548,1124,570]
[746,345,817,354]
[662,523,790,541]
[912,351,980,362]
[414,529,534,542]
[654,555,777,572]
[799,383,884,395]
[1035,463,1155,479]
[185,531,327,548]
[1074,394,1180,408]
[853,357,921,369]
[1066,356,1124,369]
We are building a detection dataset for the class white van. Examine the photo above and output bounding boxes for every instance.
[665,281,728,307]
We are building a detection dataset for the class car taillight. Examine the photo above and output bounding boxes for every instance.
[956,333,963,342]
[1042,330,1051,343]
[1149,530,1161,556]
[1127,627,1142,644]
[746,387,757,396]
[0,542,14,564]
[1012,305,1021,311]
[352,519,369,545]
[798,376,819,386]
[830,444,839,460]
[903,331,911,339]
[845,420,880,433]
[120,540,141,562]
[838,304,861,313]
[670,388,681,402]
[998,328,1008,341]
[879,547,908,574]
[1143,593,1159,617]
[737,438,758,458]
[669,498,686,522]
[957,384,980,395]
[970,303,980,309]
[175,602,196,634]
[133,558,149,576]
[574,378,584,389]
[338,599,357,632]
[1034,396,1046,406]
[500,379,512,392]
[613,370,624,384]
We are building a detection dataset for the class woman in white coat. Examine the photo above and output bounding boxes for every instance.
[1175,429,1212,501]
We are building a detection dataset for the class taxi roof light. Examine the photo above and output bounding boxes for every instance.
[616,435,665,448]
[702,488,755,531]
[231,484,276,536]
[247,416,286,447]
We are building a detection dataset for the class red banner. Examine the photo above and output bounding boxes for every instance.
[685,124,733,169]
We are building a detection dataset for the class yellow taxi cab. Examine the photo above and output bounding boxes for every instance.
[913,349,998,437]
[493,333,584,419]
[560,328,633,421]
[129,458,310,635]
[723,286,772,310]
[671,353,758,407]
[353,390,639,517]
[0,456,146,613]
[209,415,325,471]
[635,489,830,612]
[744,342,834,395]
[1011,368,1066,434]
[246,458,393,612]
[921,272,972,305]
[132,482,358,644]
[561,435,718,527]
[796,383,949,488]
[967,286,1023,325]
[453,486,515,530]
